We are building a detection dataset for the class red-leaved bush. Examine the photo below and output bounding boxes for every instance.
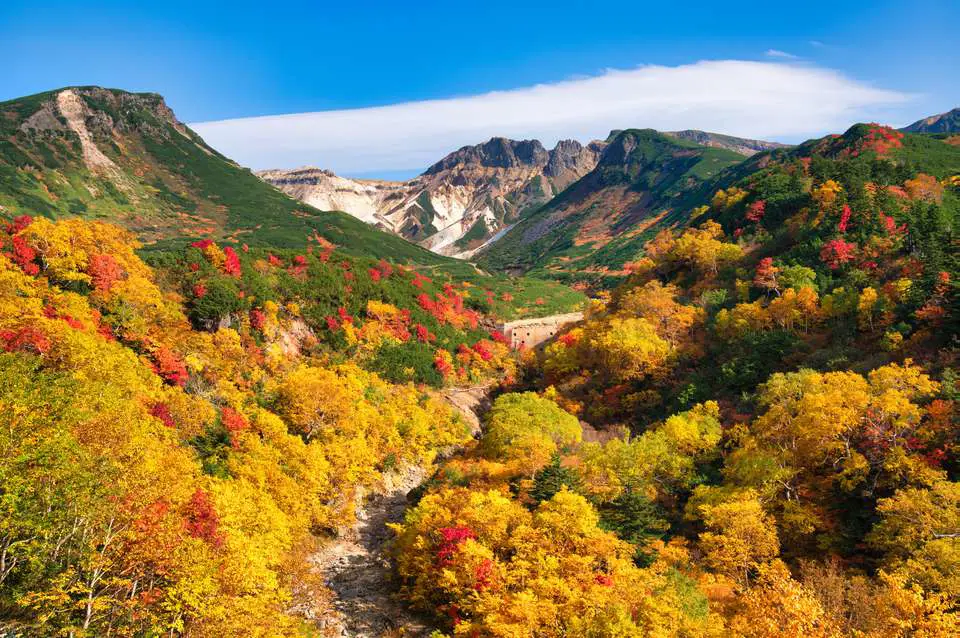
[820,239,857,270]
[184,489,223,548]
[436,525,476,566]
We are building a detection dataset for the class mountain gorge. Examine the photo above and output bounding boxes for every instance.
[259,137,607,257]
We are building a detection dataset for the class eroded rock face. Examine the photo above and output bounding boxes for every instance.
[258,137,607,258]
[56,90,123,176]
[256,167,408,227]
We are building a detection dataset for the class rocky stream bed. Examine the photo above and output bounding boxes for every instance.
[310,386,491,637]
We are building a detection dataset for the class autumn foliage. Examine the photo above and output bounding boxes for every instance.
[2,120,959,637]
[0,217,470,635]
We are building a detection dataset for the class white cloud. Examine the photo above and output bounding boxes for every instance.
[190,60,912,176]
[765,49,800,60]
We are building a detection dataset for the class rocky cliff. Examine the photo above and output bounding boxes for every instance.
[259,137,606,258]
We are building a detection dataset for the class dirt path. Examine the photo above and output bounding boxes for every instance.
[309,385,490,637]
[441,384,491,436]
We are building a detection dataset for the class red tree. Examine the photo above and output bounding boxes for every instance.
[820,239,857,269]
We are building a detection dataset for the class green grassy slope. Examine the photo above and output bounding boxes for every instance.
[0,87,455,264]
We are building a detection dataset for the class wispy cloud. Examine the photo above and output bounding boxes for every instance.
[191,60,912,176]
[765,49,800,60]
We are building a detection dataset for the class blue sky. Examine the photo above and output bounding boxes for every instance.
[3,1,958,177]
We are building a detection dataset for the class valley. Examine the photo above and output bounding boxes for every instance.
[1,80,958,638]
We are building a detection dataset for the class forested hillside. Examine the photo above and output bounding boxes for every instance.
[0,212,583,634]
[395,124,960,635]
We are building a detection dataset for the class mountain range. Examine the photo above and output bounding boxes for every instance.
[3,86,958,291]
[259,130,786,259]
[258,137,606,258]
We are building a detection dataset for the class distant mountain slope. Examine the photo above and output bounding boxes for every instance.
[259,131,785,258]
[259,137,606,257]
[901,107,960,134]
[476,129,745,287]
[663,129,790,155]
[0,86,452,263]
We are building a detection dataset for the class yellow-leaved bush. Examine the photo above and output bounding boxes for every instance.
[391,486,724,637]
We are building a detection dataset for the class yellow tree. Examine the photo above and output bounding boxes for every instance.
[868,480,960,598]
[481,392,582,471]
[615,280,704,344]
[586,317,671,383]
[696,490,780,586]
[727,561,841,638]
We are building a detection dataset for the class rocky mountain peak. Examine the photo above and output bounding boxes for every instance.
[425,137,550,173]
[17,87,193,141]
[544,139,605,177]
[597,129,658,166]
